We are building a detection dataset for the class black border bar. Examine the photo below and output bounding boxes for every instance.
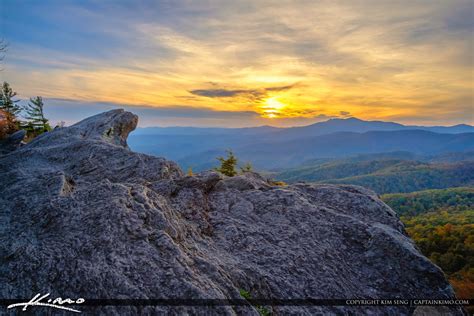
[1,299,472,306]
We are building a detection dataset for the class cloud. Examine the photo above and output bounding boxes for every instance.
[264,84,297,92]
[189,84,296,101]
[39,98,262,127]
[1,0,472,125]
[37,98,345,128]
[339,111,351,116]
[189,88,256,98]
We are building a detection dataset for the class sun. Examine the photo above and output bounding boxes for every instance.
[261,97,286,118]
[266,97,286,110]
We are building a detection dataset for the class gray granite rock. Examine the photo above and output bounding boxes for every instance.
[0,109,464,315]
[0,129,25,155]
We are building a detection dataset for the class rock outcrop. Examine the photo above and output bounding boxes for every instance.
[0,110,464,315]
[0,129,25,155]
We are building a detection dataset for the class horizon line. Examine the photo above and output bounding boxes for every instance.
[132,116,474,130]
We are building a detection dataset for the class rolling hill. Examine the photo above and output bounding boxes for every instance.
[275,159,474,194]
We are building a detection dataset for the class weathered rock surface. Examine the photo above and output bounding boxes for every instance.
[0,110,464,315]
[0,129,25,155]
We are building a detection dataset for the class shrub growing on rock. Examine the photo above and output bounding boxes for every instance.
[215,150,238,177]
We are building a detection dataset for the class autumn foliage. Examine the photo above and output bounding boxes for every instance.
[383,187,474,301]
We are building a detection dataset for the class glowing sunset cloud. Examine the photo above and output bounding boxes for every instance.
[261,97,287,118]
[0,0,472,126]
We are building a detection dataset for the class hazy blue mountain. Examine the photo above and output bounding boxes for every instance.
[296,151,419,167]
[410,124,474,134]
[271,117,406,140]
[133,117,474,137]
[289,118,474,135]
[128,117,474,171]
[186,131,472,170]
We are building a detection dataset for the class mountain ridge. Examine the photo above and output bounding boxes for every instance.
[129,130,474,171]
[133,117,474,135]
[129,118,474,171]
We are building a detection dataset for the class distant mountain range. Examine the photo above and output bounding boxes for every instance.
[129,117,474,171]
[135,117,474,136]
[268,117,474,140]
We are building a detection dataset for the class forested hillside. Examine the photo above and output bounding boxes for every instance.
[382,188,474,300]
[382,187,474,216]
[276,160,474,194]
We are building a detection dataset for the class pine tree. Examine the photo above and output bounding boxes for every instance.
[0,82,21,133]
[24,96,51,135]
[215,150,238,177]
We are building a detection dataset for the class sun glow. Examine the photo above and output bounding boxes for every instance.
[261,97,286,118]
[2,1,471,126]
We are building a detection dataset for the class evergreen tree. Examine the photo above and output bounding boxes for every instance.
[0,82,21,133]
[0,82,20,115]
[24,96,51,135]
[215,150,238,177]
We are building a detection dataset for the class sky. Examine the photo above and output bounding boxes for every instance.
[0,0,473,127]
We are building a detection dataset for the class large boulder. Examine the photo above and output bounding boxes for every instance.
[0,129,26,155]
[0,109,464,315]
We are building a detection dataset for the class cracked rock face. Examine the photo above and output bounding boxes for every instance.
[0,110,464,315]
